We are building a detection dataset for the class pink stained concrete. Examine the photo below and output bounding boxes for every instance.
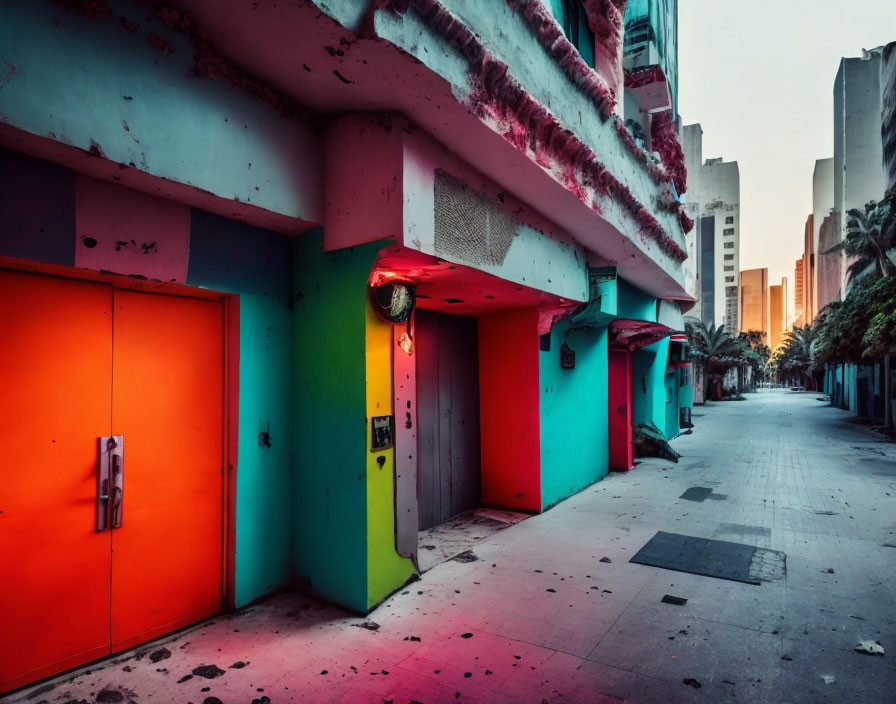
[75,175,190,283]
[324,115,404,252]
[0,124,316,237]
[370,246,579,321]
[401,124,581,259]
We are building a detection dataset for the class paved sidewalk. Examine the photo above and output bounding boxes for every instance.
[6,390,896,704]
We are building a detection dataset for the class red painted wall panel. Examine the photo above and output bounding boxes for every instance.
[608,349,633,470]
[478,308,541,511]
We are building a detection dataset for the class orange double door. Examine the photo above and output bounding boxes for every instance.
[0,269,225,693]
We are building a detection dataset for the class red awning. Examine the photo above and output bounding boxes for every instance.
[609,319,679,352]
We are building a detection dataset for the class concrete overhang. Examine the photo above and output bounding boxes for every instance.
[170,0,691,301]
[624,65,672,114]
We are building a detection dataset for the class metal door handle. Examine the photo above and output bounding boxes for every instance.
[97,436,124,531]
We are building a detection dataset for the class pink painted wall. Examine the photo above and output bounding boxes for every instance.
[75,175,190,283]
[324,114,403,252]
[478,308,541,512]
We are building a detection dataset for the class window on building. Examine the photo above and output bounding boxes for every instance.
[726,286,738,297]
[725,276,735,282]
[724,242,734,249]
[724,265,734,271]
[723,228,734,236]
[725,216,734,224]
[550,1,595,68]
[724,254,734,261]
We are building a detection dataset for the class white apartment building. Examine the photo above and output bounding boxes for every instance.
[681,124,741,332]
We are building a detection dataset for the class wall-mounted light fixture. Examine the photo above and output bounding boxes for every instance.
[370,281,416,324]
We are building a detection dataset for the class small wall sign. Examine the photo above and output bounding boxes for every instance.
[371,415,394,451]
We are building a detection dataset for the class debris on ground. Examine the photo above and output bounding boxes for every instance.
[633,423,680,463]
[682,678,702,689]
[148,648,171,663]
[229,661,248,669]
[599,557,612,563]
[821,675,836,684]
[452,550,479,563]
[192,664,226,678]
[661,595,687,606]
[353,621,380,631]
[854,640,885,656]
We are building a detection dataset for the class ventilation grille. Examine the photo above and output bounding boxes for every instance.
[433,169,516,267]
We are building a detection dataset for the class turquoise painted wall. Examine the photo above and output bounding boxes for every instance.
[291,232,380,613]
[632,337,670,435]
[187,210,294,608]
[616,279,656,322]
[540,321,609,510]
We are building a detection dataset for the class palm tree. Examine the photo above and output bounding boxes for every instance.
[825,199,895,283]
[779,323,822,390]
[685,319,751,399]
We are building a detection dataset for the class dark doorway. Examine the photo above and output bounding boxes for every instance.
[415,310,482,531]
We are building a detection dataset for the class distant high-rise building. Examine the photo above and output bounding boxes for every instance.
[699,215,715,328]
[681,123,703,308]
[813,158,836,312]
[834,48,886,296]
[769,277,789,350]
[801,214,815,324]
[740,268,769,337]
[794,259,804,326]
[883,42,896,192]
[682,124,740,330]
[699,157,740,331]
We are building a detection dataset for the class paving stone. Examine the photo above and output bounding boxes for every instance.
[5,390,896,704]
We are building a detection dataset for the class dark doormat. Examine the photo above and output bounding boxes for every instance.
[630,531,785,585]
[679,487,713,502]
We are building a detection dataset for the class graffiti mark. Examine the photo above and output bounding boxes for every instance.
[332,70,353,85]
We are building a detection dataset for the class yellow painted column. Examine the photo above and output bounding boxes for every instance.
[365,302,415,608]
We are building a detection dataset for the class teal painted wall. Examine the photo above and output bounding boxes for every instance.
[291,231,380,613]
[540,321,609,510]
[187,209,295,608]
[632,337,670,435]
[616,279,656,322]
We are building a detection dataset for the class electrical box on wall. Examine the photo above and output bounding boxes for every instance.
[371,415,394,451]
[560,343,575,369]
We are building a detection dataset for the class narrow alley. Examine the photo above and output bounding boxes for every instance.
[7,389,895,704]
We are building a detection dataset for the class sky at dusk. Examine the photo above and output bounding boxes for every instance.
[678,0,896,314]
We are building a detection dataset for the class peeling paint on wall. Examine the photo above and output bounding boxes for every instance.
[376,0,687,262]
